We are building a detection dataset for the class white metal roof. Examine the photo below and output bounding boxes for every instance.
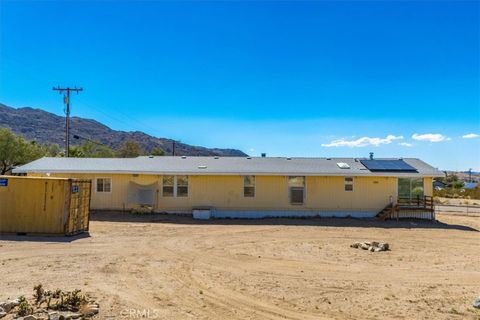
[13,156,443,177]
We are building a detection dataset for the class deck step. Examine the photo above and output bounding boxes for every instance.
[376,204,393,221]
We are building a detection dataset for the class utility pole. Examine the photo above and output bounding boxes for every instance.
[52,87,83,157]
[469,168,472,183]
[172,140,176,156]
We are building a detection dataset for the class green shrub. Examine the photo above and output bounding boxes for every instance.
[17,295,33,316]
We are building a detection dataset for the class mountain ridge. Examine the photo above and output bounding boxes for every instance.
[0,103,247,157]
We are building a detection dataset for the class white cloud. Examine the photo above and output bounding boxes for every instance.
[399,142,413,147]
[411,133,448,142]
[462,133,479,139]
[321,135,403,148]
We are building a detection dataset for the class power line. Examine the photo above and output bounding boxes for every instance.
[3,56,181,153]
[75,97,167,138]
[73,134,107,147]
[52,86,83,157]
[2,55,175,143]
[74,99,137,131]
[0,55,151,134]
[74,98,181,154]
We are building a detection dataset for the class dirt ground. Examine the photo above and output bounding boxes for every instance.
[1,213,480,320]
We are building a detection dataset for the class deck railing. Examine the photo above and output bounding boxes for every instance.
[392,195,435,220]
[397,195,433,209]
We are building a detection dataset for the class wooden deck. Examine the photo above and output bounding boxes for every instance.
[377,196,435,221]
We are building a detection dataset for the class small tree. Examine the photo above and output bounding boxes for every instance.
[452,180,464,189]
[44,143,61,157]
[78,141,114,158]
[445,174,459,184]
[117,140,143,158]
[0,128,45,174]
[150,146,165,156]
[68,145,85,158]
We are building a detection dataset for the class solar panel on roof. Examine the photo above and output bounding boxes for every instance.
[360,159,418,172]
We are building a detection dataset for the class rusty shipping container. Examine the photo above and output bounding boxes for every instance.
[0,176,91,235]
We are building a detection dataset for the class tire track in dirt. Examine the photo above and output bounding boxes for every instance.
[159,230,334,320]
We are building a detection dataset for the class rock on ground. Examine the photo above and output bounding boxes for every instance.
[473,297,480,309]
[0,299,20,313]
[351,241,390,252]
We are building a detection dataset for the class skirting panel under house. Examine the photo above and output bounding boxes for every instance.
[191,209,377,220]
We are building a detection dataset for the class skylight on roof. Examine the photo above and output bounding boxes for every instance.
[337,162,350,169]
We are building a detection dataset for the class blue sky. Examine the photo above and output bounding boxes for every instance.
[0,1,479,170]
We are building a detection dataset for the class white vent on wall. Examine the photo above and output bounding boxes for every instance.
[337,162,350,169]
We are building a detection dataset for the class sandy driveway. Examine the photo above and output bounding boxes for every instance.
[1,213,479,320]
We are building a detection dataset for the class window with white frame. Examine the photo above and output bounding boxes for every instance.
[162,176,174,197]
[162,175,188,197]
[176,175,189,197]
[288,176,305,205]
[344,177,354,191]
[244,175,255,197]
[96,178,111,193]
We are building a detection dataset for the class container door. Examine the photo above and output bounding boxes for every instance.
[67,180,91,235]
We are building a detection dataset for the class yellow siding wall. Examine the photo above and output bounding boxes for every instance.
[306,176,397,211]
[25,173,432,213]
[30,173,159,211]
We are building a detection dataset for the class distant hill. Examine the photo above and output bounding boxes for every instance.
[0,103,247,157]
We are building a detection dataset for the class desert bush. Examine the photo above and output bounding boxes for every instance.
[17,295,33,316]
[33,284,45,305]
[63,289,87,310]
[41,288,88,312]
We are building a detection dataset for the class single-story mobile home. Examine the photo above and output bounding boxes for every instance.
[13,156,443,219]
